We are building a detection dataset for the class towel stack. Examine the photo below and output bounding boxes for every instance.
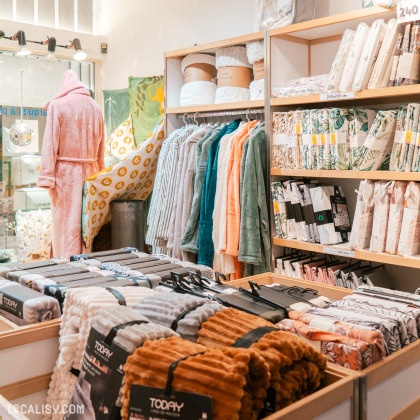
[215,46,253,103]
[246,40,265,100]
[121,335,271,420]
[179,53,217,106]
[44,286,155,420]
[197,307,327,410]
[133,289,223,341]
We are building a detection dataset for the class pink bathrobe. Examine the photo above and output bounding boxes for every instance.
[38,70,104,259]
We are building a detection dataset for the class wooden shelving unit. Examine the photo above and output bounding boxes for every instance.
[271,168,420,181]
[272,238,420,270]
[271,85,420,107]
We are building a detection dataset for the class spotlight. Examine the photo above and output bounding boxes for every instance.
[15,30,31,56]
[72,38,86,61]
[46,37,57,61]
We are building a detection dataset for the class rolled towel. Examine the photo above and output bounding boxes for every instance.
[44,286,155,420]
[250,79,264,100]
[121,335,271,420]
[246,40,264,64]
[198,307,327,410]
[134,291,223,341]
[0,282,60,325]
[180,81,216,106]
[215,86,250,103]
[216,46,252,69]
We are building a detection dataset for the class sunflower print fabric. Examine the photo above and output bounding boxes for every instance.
[104,115,136,162]
[82,117,165,250]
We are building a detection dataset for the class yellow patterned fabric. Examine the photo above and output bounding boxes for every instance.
[105,116,136,161]
[82,117,164,250]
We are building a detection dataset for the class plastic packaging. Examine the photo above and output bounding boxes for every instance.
[326,29,355,93]
[352,19,387,91]
[339,23,370,92]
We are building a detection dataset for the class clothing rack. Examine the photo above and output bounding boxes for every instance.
[175,109,264,119]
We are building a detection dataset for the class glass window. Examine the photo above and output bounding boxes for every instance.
[16,0,35,24]
[78,0,93,33]
[0,0,13,21]
[38,0,56,28]
[58,0,74,31]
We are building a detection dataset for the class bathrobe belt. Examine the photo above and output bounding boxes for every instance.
[57,156,98,163]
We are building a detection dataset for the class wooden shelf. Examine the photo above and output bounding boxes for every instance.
[270,6,395,41]
[271,85,420,108]
[165,32,264,58]
[271,169,420,181]
[272,238,420,269]
[166,100,265,114]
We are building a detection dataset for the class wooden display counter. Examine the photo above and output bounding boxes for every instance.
[230,273,420,420]
[0,317,60,401]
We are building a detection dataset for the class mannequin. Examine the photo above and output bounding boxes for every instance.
[38,70,104,259]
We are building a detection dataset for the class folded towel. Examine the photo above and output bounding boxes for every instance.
[134,291,223,341]
[70,248,137,262]
[121,335,271,420]
[197,307,327,410]
[65,306,177,417]
[0,282,60,326]
[44,286,155,420]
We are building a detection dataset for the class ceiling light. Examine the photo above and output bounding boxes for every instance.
[46,36,57,61]
[15,30,31,57]
[72,38,86,61]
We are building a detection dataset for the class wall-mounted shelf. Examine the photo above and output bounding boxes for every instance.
[271,85,420,107]
[166,100,265,115]
[271,169,420,181]
[272,238,420,269]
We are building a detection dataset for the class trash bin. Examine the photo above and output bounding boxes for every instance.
[110,200,144,251]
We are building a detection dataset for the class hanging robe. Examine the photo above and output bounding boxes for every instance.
[38,70,104,259]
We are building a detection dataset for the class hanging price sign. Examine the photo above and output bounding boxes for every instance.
[398,0,420,23]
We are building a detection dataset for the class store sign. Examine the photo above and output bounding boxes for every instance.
[320,92,354,101]
[322,246,355,258]
[398,0,420,23]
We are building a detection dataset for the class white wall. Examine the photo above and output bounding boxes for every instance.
[102,0,364,90]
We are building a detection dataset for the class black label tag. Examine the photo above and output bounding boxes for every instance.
[313,210,333,226]
[0,285,44,321]
[301,204,316,225]
[128,385,212,420]
[285,201,294,220]
[292,203,304,223]
[330,187,351,233]
[64,327,130,420]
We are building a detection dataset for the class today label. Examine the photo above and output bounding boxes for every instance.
[320,92,355,101]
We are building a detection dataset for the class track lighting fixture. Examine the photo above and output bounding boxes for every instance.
[15,30,31,56]
[0,31,89,60]
[71,38,87,61]
[46,37,57,61]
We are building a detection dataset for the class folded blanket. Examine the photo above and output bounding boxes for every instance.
[0,282,60,325]
[276,318,382,370]
[197,307,327,410]
[70,248,137,262]
[133,291,223,342]
[64,306,178,417]
[121,335,271,420]
[44,286,155,420]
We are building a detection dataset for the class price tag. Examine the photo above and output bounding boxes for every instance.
[323,246,355,258]
[398,0,420,23]
[405,130,413,144]
[320,92,355,101]
[296,123,301,135]
[331,133,337,145]
[320,134,326,145]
